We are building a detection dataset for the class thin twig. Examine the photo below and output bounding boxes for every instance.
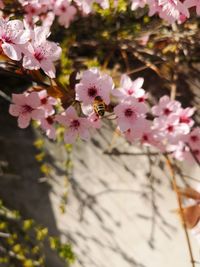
[166,155,195,267]
[0,89,11,102]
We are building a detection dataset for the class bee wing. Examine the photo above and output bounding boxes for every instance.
[81,104,93,116]
[182,205,200,229]
[178,187,200,201]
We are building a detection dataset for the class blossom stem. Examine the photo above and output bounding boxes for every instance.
[0,89,11,102]
[165,155,195,267]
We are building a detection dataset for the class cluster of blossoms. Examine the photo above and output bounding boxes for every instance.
[0,0,200,28]
[0,18,61,78]
[9,67,199,163]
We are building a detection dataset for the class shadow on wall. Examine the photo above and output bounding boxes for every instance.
[0,99,64,267]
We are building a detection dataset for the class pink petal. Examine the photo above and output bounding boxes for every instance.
[27,92,41,108]
[15,30,30,44]
[23,55,40,70]
[132,77,144,90]
[120,74,132,88]
[9,104,20,117]
[38,90,47,99]
[64,130,77,144]
[7,20,24,31]
[34,26,50,45]
[18,114,31,128]
[12,94,27,105]
[80,128,90,140]
[2,43,22,61]
[40,59,56,78]
[31,109,45,120]
[65,106,77,118]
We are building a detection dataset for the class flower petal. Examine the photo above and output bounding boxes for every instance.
[2,43,22,61]
[18,114,31,128]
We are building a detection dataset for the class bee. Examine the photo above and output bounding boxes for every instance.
[93,96,106,117]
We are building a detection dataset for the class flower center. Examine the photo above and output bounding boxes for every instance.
[34,51,44,62]
[167,125,174,132]
[143,134,149,142]
[41,97,47,105]
[2,34,13,43]
[127,89,133,95]
[70,119,80,130]
[88,86,97,98]
[179,116,190,124]
[22,105,33,114]
[190,135,199,142]
[60,5,66,12]
[163,108,171,116]
[124,108,134,117]
[138,97,145,102]
[46,116,54,125]
[30,7,36,14]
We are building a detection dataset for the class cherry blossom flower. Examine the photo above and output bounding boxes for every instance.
[158,0,189,23]
[187,127,200,150]
[153,114,190,144]
[167,141,192,161]
[23,26,62,78]
[152,95,181,117]
[54,0,77,28]
[123,119,151,143]
[39,116,56,139]
[9,92,45,128]
[114,98,147,132]
[74,0,109,14]
[131,0,146,10]
[112,74,145,100]
[87,112,102,129]
[38,90,57,116]
[178,107,195,130]
[184,0,200,16]
[146,0,162,16]
[0,19,30,61]
[74,0,94,14]
[56,106,90,143]
[75,68,114,105]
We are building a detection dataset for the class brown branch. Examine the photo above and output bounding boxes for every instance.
[165,155,196,267]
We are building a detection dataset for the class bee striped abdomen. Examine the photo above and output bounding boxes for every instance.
[95,103,105,117]
[93,96,106,117]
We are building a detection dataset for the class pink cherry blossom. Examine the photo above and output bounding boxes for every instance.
[39,116,56,139]
[0,19,30,61]
[184,0,200,16]
[178,107,195,129]
[167,141,192,161]
[74,0,109,14]
[23,26,62,78]
[38,89,57,116]
[9,92,45,128]
[56,106,90,143]
[158,0,189,23]
[54,0,77,28]
[152,95,181,117]
[146,0,162,16]
[187,127,200,150]
[153,114,190,144]
[131,0,146,10]
[75,68,114,105]
[114,97,147,132]
[87,112,102,129]
[123,119,151,143]
[112,74,145,100]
